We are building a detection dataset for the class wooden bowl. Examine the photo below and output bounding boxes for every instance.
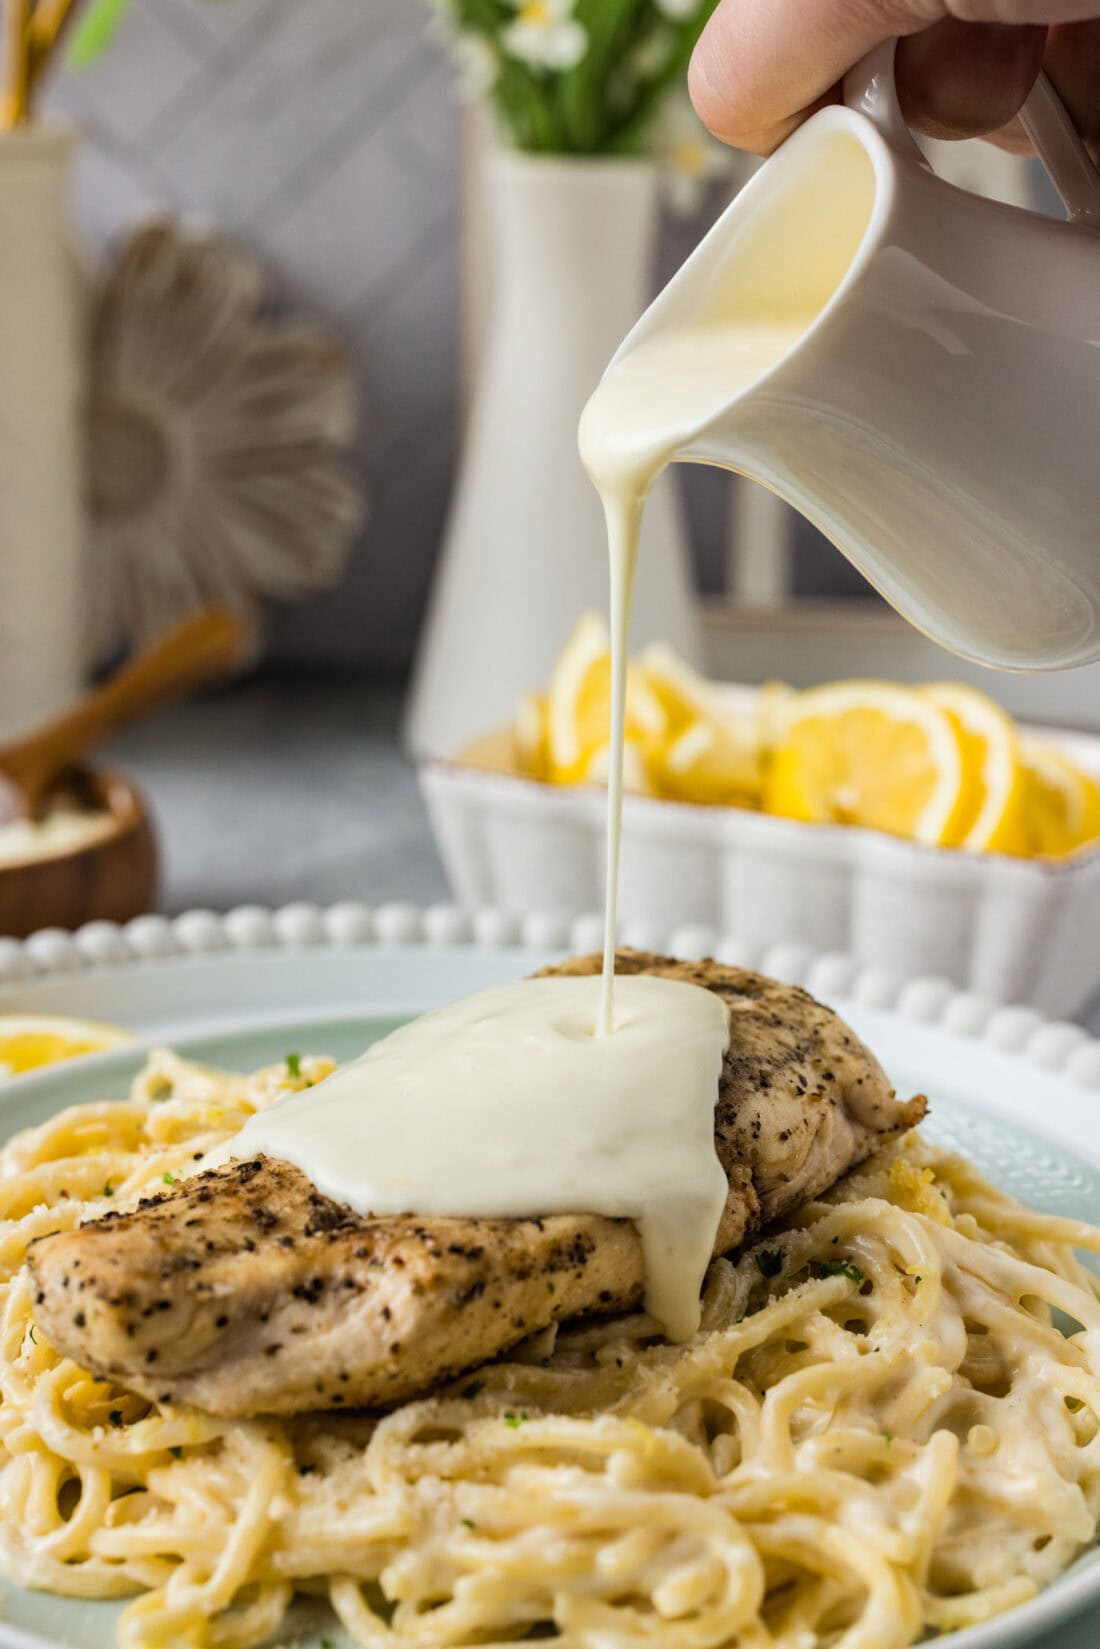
[0,767,157,939]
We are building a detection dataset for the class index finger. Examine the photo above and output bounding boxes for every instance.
[688,0,1090,153]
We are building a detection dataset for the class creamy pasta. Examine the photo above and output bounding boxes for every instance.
[0,1049,1097,1649]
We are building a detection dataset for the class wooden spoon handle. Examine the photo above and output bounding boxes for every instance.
[0,608,249,813]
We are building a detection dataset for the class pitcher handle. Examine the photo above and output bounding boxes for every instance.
[1019,73,1100,227]
[845,39,1100,228]
[842,41,928,166]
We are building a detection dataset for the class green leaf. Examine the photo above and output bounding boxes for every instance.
[439,0,722,155]
[821,1259,865,1284]
[285,1052,301,1078]
[755,1250,783,1279]
[69,0,135,68]
[558,0,641,152]
[609,0,718,154]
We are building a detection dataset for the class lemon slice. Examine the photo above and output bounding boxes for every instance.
[636,642,720,732]
[514,692,549,779]
[639,643,764,802]
[922,683,1027,853]
[0,1015,136,1080]
[757,680,797,747]
[764,681,967,845]
[581,738,653,795]
[1078,768,1100,848]
[656,717,761,805]
[546,613,666,784]
[1020,742,1100,856]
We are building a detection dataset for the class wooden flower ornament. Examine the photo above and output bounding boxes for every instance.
[84,220,364,663]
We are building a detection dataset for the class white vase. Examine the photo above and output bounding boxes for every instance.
[406,147,699,759]
[0,126,84,743]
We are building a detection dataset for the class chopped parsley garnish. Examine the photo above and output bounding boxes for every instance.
[103,1181,113,1198]
[461,1380,485,1400]
[27,1324,36,1345]
[109,1409,124,1427]
[912,1274,923,1286]
[149,1077,173,1101]
[461,1517,476,1530]
[882,1431,894,1446]
[285,1052,301,1078]
[169,1446,182,1459]
[162,1172,175,1186]
[755,1250,783,1279]
[821,1259,864,1283]
[503,1411,529,1428]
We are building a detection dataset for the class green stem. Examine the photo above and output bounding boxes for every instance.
[439,0,722,157]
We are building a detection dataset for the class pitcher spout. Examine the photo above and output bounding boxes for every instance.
[583,79,1100,672]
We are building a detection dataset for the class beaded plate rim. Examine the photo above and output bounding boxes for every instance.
[0,902,1097,1091]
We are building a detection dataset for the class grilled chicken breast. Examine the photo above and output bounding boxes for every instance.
[27,952,925,1416]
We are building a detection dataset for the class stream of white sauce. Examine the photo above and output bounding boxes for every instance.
[578,322,806,1036]
[210,315,813,1337]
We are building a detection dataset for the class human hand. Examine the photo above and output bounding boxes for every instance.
[689,2,1100,159]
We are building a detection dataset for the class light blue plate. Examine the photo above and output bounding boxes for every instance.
[0,983,1095,1647]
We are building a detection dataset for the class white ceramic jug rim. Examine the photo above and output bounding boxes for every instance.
[604,39,1100,436]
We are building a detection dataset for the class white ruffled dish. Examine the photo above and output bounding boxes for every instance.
[0,907,1096,1648]
[420,713,1100,1019]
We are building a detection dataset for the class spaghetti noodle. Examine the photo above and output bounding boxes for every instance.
[0,1049,1097,1648]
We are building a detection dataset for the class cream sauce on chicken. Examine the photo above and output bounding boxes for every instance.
[203,974,729,1340]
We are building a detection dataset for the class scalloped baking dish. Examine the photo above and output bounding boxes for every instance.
[420,706,1100,1018]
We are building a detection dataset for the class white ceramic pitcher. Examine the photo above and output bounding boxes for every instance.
[597,42,1100,672]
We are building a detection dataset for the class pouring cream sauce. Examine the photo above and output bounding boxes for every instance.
[208,270,823,1340]
[579,321,807,1035]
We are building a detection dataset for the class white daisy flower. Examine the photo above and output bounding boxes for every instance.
[631,25,676,82]
[501,0,587,73]
[651,93,734,214]
[453,32,499,98]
